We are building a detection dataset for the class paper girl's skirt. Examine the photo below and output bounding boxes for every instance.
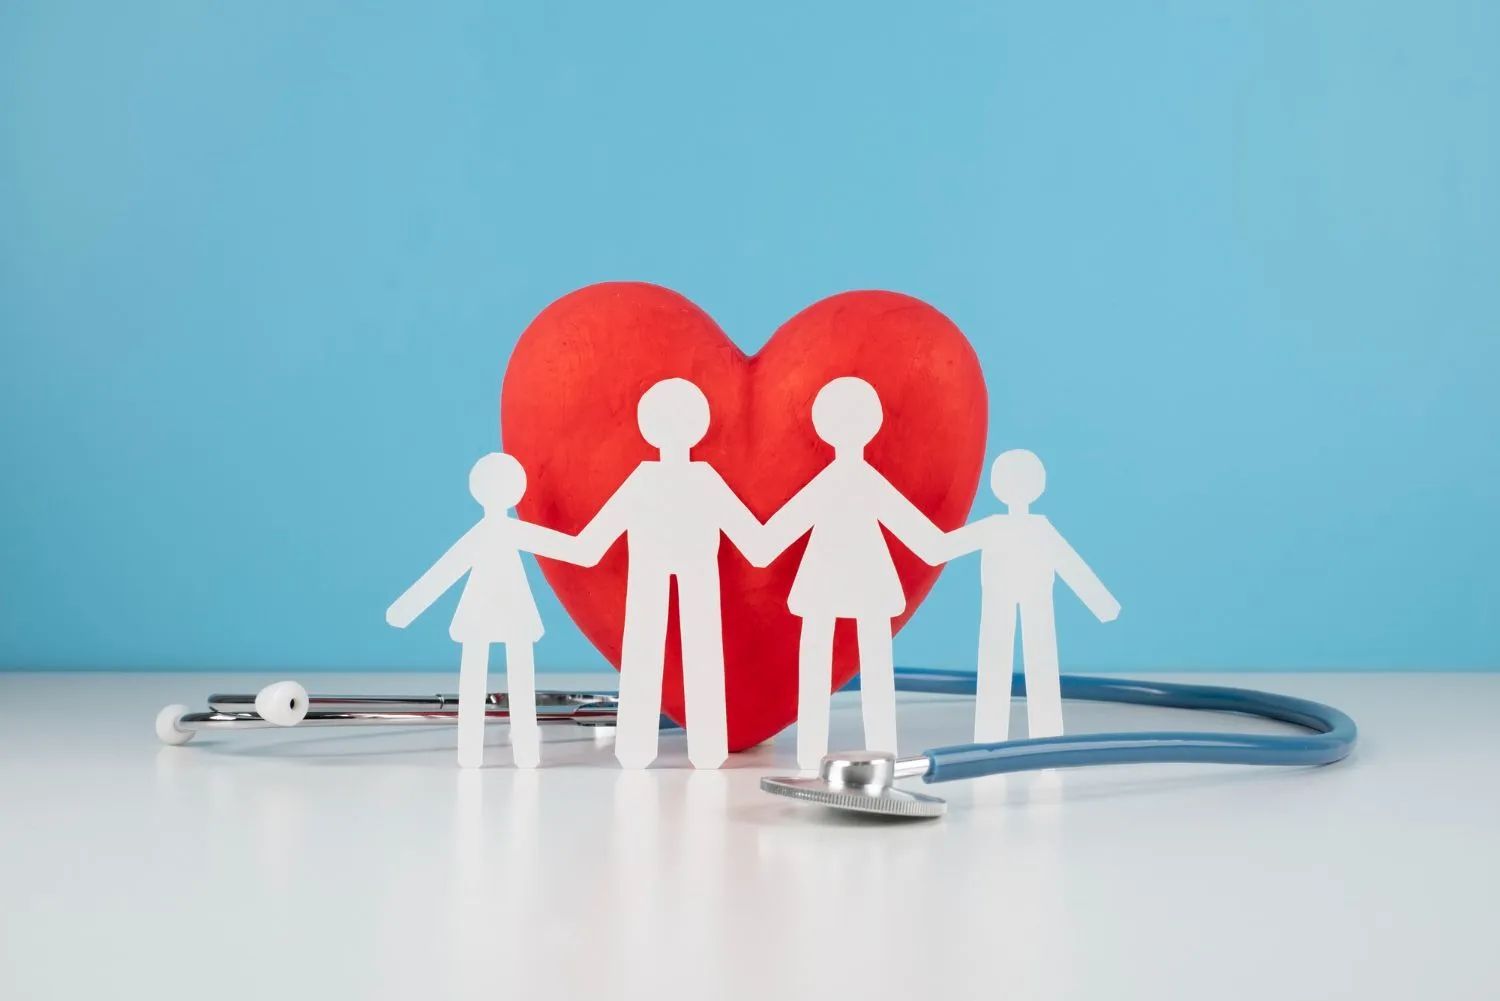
[447,562,544,644]
[787,520,906,620]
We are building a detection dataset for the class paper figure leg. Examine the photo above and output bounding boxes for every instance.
[616,569,671,769]
[1019,597,1063,738]
[856,617,898,755]
[457,642,490,769]
[796,616,836,770]
[677,569,728,770]
[974,601,1018,743]
[506,641,540,768]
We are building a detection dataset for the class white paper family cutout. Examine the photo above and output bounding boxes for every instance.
[386,377,1118,769]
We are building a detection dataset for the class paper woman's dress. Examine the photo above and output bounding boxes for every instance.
[446,520,546,644]
[784,459,910,619]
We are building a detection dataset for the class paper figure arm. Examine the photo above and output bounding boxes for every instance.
[873,477,951,566]
[570,469,640,567]
[759,477,823,563]
[507,518,594,566]
[930,519,989,563]
[386,524,481,627]
[703,468,772,567]
[1044,519,1120,622]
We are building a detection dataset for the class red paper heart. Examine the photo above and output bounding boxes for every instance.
[501,283,987,751]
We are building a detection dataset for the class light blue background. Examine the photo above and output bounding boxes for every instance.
[2,2,1496,672]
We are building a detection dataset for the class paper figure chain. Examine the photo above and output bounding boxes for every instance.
[387,377,1118,769]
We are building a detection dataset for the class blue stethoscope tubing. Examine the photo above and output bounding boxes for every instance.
[864,667,1358,783]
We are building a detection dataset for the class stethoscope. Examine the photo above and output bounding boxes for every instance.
[156,667,1357,819]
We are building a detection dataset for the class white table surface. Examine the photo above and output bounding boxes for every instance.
[1,671,1496,1000]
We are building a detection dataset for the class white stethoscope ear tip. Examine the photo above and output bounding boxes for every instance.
[155,704,196,745]
[254,680,310,727]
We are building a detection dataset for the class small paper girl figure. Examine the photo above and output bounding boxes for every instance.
[937,449,1120,742]
[760,377,948,770]
[386,452,588,769]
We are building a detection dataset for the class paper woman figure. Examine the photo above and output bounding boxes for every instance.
[937,449,1120,741]
[386,452,589,769]
[760,377,946,770]
[572,378,770,770]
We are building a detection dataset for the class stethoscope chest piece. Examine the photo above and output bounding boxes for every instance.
[759,750,947,819]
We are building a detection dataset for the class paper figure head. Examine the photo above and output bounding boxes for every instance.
[990,449,1046,507]
[469,452,527,510]
[811,377,882,449]
[638,378,710,450]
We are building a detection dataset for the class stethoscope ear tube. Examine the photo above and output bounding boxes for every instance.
[903,674,1358,784]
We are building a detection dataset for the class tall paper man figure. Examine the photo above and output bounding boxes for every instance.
[386,453,589,768]
[573,378,769,769]
[938,449,1120,741]
[761,377,947,770]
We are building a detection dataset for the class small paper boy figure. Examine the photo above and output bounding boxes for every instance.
[939,449,1120,742]
[386,452,589,769]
